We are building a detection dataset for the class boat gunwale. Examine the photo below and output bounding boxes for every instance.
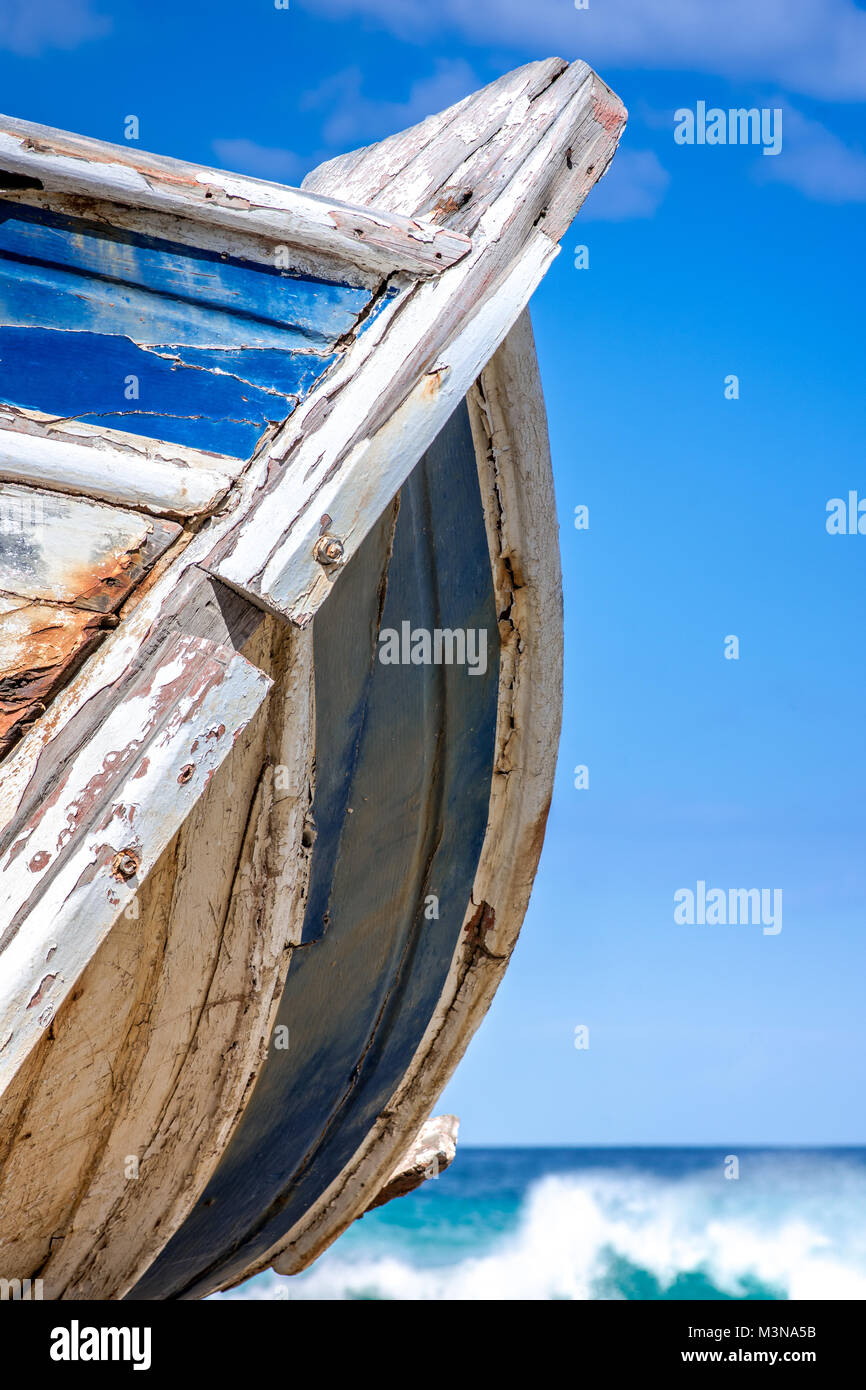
[0,113,472,283]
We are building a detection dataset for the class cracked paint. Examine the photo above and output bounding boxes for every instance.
[0,198,374,455]
[0,487,180,760]
[0,595,107,754]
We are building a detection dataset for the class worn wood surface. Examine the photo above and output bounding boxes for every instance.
[0,59,610,869]
[0,484,180,753]
[0,483,179,608]
[0,596,107,755]
[205,58,625,620]
[305,58,567,208]
[0,66,588,1286]
[0,579,273,1095]
[4,187,384,293]
[0,616,314,1299]
[0,311,561,1297]
[0,409,237,516]
[0,117,471,281]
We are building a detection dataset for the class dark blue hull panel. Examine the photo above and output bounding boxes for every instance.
[131,399,499,1299]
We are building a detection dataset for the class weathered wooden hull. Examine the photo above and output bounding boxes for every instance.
[0,58,625,1297]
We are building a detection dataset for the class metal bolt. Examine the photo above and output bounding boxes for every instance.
[313,534,344,566]
[111,848,140,881]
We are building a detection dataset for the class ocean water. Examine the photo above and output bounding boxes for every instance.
[219,1148,866,1301]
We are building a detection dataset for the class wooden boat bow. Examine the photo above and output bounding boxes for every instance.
[0,58,625,1298]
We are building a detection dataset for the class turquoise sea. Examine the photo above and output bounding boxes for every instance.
[219,1148,866,1300]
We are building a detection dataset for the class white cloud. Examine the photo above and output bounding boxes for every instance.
[580,147,670,220]
[0,0,109,55]
[211,139,306,183]
[295,0,866,102]
[756,107,866,202]
[300,58,478,147]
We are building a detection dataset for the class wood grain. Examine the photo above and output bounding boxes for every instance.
[0,117,471,281]
[0,616,315,1299]
[0,605,272,1094]
[0,410,236,517]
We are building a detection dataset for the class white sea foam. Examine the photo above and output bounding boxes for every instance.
[218,1158,866,1301]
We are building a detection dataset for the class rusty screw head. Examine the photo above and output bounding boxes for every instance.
[313,534,344,567]
[177,763,195,785]
[111,848,140,881]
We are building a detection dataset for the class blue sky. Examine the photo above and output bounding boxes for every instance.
[2,0,864,1144]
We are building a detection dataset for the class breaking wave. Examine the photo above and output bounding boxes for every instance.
[220,1154,866,1301]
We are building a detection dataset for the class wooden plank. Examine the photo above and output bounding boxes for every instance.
[4,188,385,292]
[0,624,272,1096]
[0,199,369,342]
[0,326,333,457]
[0,198,372,456]
[0,615,314,1300]
[418,61,606,234]
[0,483,180,609]
[204,59,625,620]
[0,413,235,516]
[0,116,472,281]
[303,58,567,208]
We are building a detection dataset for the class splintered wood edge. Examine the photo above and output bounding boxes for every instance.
[0,115,472,281]
[223,309,564,1287]
[364,1115,460,1212]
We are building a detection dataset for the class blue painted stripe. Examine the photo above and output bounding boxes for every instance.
[0,327,337,456]
[0,200,369,340]
[0,199,371,456]
[0,259,339,352]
